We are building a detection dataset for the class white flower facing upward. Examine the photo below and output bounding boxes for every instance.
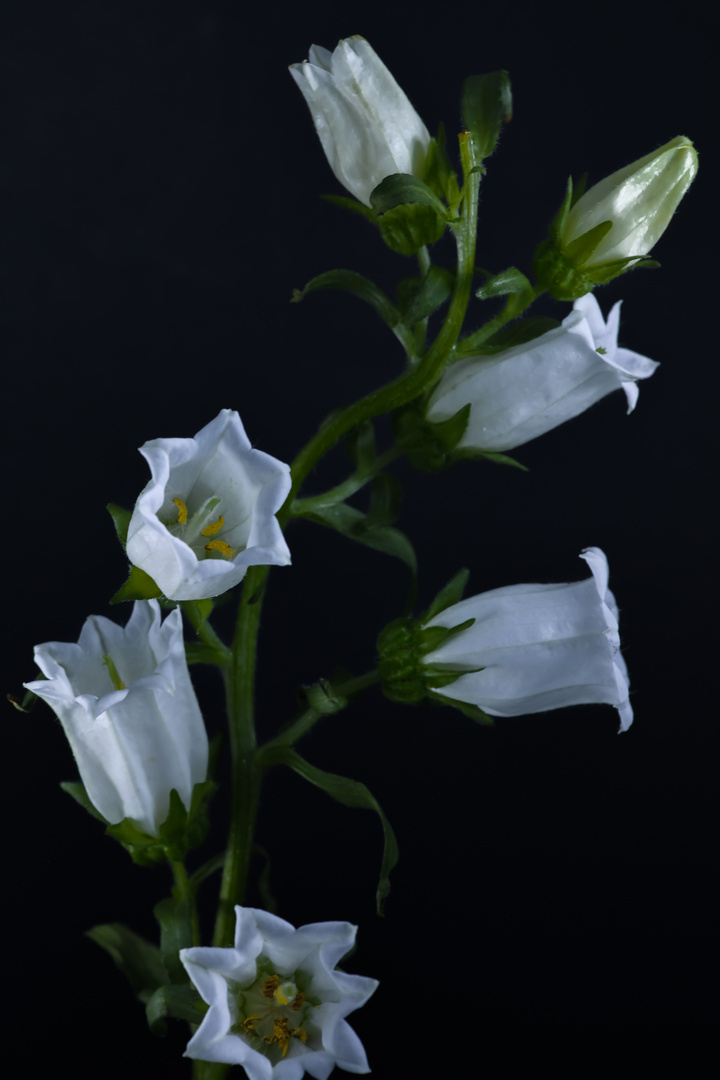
[180,907,378,1079]
[290,36,431,207]
[423,547,633,732]
[126,409,291,601]
[24,600,208,834]
[427,294,658,451]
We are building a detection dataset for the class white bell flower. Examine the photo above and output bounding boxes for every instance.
[126,409,291,601]
[24,600,208,834]
[427,294,658,451]
[180,906,378,1078]
[290,36,431,207]
[423,547,633,732]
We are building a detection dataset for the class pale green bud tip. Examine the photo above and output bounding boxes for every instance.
[562,135,698,268]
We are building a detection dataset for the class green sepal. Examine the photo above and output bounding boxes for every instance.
[370,172,448,216]
[105,782,216,866]
[548,176,574,244]
[475,267,532,300]
[378,202,447,256]
[85,922,166,1002]
[145,984,208,1037]
[294,269,401,330]
[428,690,494,725]
[298,501,417,578]
[265,746,399,916]
[154,894,194,985]
[110,564,163,604]
[320,193,377,222]
[107,502,132,548]
[424,568,471,621]
[461,70,512,160]
[8,686,39,713]
[60,779,107,823]
[399,265,455,324]
[564,219,613,265]
[423,127,461,209]
[184,641,228,666]
[468,450,529,472]
[393,400,471,472]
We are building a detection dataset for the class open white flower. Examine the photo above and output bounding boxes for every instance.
[126,409,291,601]
[290,36,431,207]
[180,907,378,1078]
[24,600,208,834]
[427,294,658,451]
[423,547,633,732]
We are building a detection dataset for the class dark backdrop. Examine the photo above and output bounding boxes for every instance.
[3,1,717,1075]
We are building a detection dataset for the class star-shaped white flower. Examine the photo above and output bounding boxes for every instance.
[126,410,291,601]
[180,907,378,1079]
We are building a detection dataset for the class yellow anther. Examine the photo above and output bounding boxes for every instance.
[173,497,188,525]
[201,515,225,537]
[292,992,304,1012]
[297,1027,308,1044]
[204,539,235,559]
[241,1015,259,1034]
[263,975,280,999]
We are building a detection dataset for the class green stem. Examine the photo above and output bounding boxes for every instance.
[279,133,481,522]
[211,565,267,948]
[258,670,380,758]
[290,446,401,514]
[454,283,547,358]
[171,860,200,946]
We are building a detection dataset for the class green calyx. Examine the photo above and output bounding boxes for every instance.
[393,399,471,472]
[104,782,216,866]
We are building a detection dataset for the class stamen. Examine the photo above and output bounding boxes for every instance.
[173,497,188,524]
[263,975,280,999]
[292,992,304,1012]
[102,654,126,691]
[201,515,225,537]
[204,539,235,559]
[241,1015,259,1034]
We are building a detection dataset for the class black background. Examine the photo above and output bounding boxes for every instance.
[3,0,717,1075]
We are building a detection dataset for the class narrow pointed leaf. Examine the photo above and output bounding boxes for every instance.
[295,269,400,329]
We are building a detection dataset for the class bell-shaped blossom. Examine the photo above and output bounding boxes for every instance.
[126,409,291,601]
[426,294,658,451]
[562,135,698,267]
[290,36,431,207]
[24,600,208,834]
[180,906,378,1078]
[423,547,633,732]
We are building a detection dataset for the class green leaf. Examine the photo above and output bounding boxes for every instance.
[154,895,194,985]
[107,503,132,548]
[269,747,399,916]
[475,267,532,300]
[401,265,454,324]
[369,173,448,216]
[295,269,400,330]
[85,922,166,1000]
[461,71,513,159]
[145,984,207,1037]
[110,564,163,604]
[60,780,107,823]
[424,568,471,621]
[367,474,402,528]
[300,501,417,578]
[378,203,447,256]
[184,642,228,666]
[345,420,376,476]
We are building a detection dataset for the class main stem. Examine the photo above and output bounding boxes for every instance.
[279,132,481,524]
[211,564,268,949]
